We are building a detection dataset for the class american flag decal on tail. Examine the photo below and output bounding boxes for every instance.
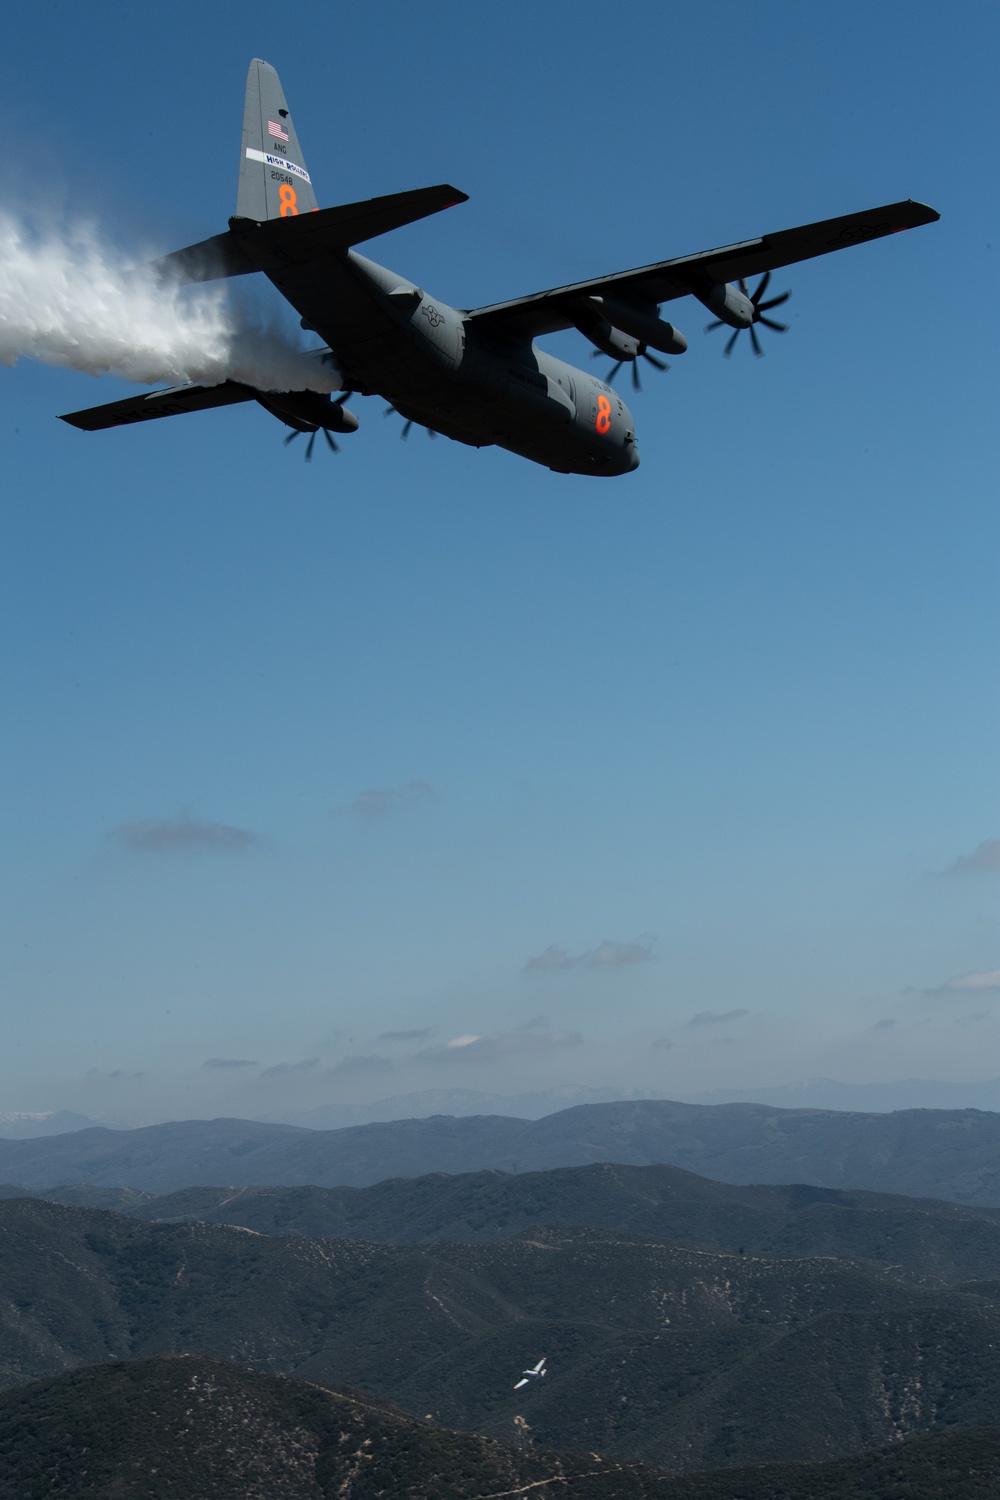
[268,119,289,142]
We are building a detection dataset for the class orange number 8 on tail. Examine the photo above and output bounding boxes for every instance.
[278,183,298,216]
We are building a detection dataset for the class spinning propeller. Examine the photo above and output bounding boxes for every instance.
[384,405,438,440]
[284,426,340,460]
[593,346,669,391]
[282,391,353,460]
[705,272,790,357]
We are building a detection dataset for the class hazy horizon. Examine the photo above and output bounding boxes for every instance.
[10,1071,1000,1135]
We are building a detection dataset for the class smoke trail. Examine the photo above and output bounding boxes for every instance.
[0,213,340,394]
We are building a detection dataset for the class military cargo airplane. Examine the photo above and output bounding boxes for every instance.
[61,59,939,477]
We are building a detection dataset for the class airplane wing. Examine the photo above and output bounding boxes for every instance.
[531,1358,546,1373]
[59,382,257,431]
[513,1378,529,1389]
[466,200,939,338]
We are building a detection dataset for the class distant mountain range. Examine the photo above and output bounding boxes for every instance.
[4,1355,995,1499]
[6,1098,1000,1202]
[272,1077,1000,1127]
[4,1196,1000,1470]
[267,1083,670,1129]
[7,1159,1000,1282]
[8,1078,1000,1138]
[696,1077,1000,1113]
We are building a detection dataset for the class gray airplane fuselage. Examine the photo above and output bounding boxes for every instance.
[263,247,640,476]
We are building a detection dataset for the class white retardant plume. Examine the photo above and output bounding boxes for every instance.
[0,213,340,394]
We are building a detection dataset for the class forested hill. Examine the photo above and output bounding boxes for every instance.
[4,1356,997,1499]
[0,1355,667,1499]
[5,1197,1000,1470]
[8,1159,1000,1283]
[5,1098,1000,1201]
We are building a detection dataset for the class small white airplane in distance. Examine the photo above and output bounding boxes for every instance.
[514,1357,547,1390]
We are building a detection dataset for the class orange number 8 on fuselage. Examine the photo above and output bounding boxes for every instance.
[595,394,612,435]
[278,183,299,216]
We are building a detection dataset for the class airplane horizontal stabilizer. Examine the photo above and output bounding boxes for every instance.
[149,233,257,285]
[232,184,469,261]
[59,382,257,431]
[149,185,469,285]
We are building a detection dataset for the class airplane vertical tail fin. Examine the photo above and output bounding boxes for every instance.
[237,59,319,221]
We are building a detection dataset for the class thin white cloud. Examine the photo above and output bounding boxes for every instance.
[686,1009,749,1028]
[202,1057,257,1069]
[524,945,574,973]
[872,1018,897,1030]
[333,780,435,818]
[260,1058,320,1079]
[109,810,257,854]
[418,1029,582,1063]
[525,937,655,973]
[583,938,654,968]
[944,839,1000,874]
[932,969,1000,995]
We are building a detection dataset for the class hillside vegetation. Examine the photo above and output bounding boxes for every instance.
[4,1198,1000,1469]
[0,1355,665,1498]
[2,1355,998,1498]
[5,1099,1000,1202]
[8,1159,1000,1282]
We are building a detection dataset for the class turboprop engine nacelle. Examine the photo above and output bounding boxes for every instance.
[583,297,689,355]
[259,390,359,433]
[571,306,641,362]
[698,281,755,329]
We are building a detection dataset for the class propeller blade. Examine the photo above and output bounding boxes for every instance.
[332,392,351,408]
[604,360,624,384]
[283,429,300,448]
[426,426,437,439]
[738,278,749,296]
[384,405,396,418]
[305,431,317,461]
[643,351,669,371]
[752,270,772,306]
[322,428,339,453]
[709,277,789,357]
[401,420,413,440]
[631,361,642,391]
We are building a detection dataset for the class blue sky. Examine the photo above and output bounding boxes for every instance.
[1,1,997,1123]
